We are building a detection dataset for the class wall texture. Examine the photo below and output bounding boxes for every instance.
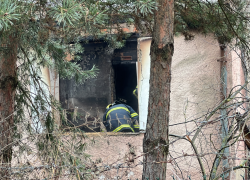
[59,41,113,132]
[81,33,228,179]
[47,33,245,179]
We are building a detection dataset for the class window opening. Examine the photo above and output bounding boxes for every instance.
[59,38,139,133]
[113,64,138,112]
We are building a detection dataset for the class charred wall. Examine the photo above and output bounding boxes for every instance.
[60,41,113,132]
[59,36,138,132]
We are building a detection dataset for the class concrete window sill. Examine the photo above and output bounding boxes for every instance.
[86,131,145,137]
[64,131,145,137]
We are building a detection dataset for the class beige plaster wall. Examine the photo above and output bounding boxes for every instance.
[80,33,227,180]
[170,33,221,135]
[83,133,144,180]
[47,33,245,179]
[168,33,223,179]
[230,47,246,179]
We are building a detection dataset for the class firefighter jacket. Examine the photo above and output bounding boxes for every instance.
[133,86,138,99]
[103,104,139,132]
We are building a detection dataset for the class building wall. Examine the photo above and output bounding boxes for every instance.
[230,47,246,179]
[46,33,246,179]
[59,42,113,132]
[136,33,225,179]
[82,33,228,180]
[170,33,222,134]
[83,133,144,180]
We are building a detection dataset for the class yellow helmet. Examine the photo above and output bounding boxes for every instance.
[106,100,121,109]
[106,104,112,109]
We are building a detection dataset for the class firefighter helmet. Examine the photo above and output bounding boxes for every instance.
[106,104,112,109]
[106,100,122,109]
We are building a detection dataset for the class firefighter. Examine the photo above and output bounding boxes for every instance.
[133,86,138,99]
[103,101,139,132]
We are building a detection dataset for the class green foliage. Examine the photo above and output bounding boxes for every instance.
[131,0,249,45]
[174,0,248,45]
[0,0,158,178]
[0,0,20,30]
[0,0,250,179]
[49,0,83,27]
[132,0,157,16]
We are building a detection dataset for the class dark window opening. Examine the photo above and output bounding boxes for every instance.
[113,64,138,112]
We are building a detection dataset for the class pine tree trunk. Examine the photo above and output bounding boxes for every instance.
[0,36,17,179]
[142,0,174,179]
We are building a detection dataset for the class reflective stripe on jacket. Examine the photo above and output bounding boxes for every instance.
[133,86,138,99]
